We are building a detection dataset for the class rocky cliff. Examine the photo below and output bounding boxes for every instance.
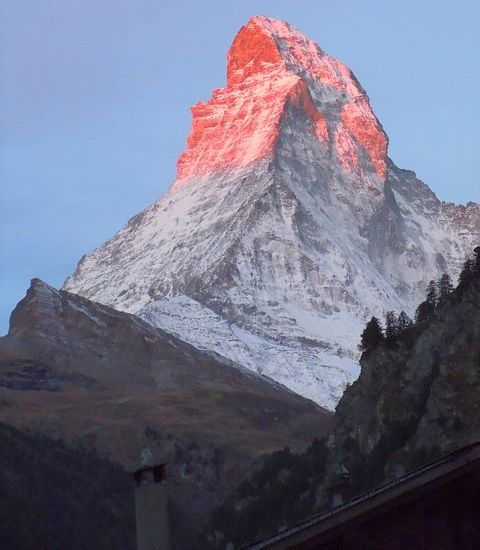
[334,269,480,489]
[63,16,480,409]
[205,260,480,547]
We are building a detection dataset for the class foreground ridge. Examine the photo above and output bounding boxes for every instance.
[0,278,331,546]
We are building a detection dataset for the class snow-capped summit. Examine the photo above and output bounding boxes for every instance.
[64,16,480,409]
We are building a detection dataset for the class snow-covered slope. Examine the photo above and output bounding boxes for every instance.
[64,16,480,408]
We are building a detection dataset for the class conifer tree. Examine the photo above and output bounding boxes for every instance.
[437,273,454,303]
[473,246,480,277]
[398,311,412,332]
[415,301,434,323]
[385,311,399,340]
[425,280,438,307]
[360,316,384,351]
[458,258,475,294]
[415,280,437,322]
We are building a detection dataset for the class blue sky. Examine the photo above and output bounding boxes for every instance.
[1,0,479,333]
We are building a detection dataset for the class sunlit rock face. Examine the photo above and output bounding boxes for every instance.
[176,16,387,184]
[64,16,479,409]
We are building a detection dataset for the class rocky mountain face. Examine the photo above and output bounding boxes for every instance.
[0,279,331,547]
[63,16,480,409]
[333,274,480,488]
[204,267,480,548]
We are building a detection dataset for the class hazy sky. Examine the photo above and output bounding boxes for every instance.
[1,0,479,333]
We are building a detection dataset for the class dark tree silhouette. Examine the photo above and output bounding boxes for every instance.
[415,280,438,322]
[458,258,475,294]
[360,316,384,351]
[385,311,399,340]
[398,311,412,332]
[426,280,438,306]
[437,273,454,304]
[473,246,480,277]
[415,301,434,323]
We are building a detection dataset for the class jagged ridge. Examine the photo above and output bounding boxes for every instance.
[176,16,387,183]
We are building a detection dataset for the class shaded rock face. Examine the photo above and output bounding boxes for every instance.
[333,280,480,489]
[0,279,331,548]
[63,16,480,409]
[203,278,480,549]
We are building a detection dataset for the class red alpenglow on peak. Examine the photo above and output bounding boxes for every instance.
[175,16,388,184]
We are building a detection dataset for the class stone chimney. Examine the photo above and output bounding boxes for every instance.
[133,458,170,550]
[326,461,352,508]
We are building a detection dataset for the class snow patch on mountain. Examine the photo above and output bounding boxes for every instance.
[139,295,359,409]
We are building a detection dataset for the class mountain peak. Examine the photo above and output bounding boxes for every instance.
[63,17,480,409]
[226,16,285,86]
[175,16,388,184]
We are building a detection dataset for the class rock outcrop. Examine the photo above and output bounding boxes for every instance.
[334,274,480,488]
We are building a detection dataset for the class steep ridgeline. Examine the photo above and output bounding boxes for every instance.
[63,16,480,408]
[204,260,480,548]
[0,279,331,548]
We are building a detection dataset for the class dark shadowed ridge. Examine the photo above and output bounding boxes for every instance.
[0,279,332,547]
